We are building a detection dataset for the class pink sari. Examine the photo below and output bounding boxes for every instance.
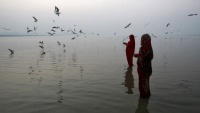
[126,35,135,67]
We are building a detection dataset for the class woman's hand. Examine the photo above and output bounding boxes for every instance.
[123,42,127,45]
[134,54,138,58]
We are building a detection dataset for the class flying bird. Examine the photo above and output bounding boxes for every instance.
[166,23,170,27]
[32,16,38,22]
[79,29,85,34]
[27,27,32,33]
[63,44,66,47]
[34,26,37,31]
[8,49,14,54]
[188,14,198,16]
[54,6,61,16]
[47,32,55,36]
[124,23,131,28]
[71,37,75,40]
[39,45,44,49]
[57,41,61,45]
[69,30,77,34]
[51,29,56,32]
[39,41,44,45]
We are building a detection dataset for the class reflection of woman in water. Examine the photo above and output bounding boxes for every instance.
[135,98,149,113]
[124,67,134,94]
[134,34,153,98]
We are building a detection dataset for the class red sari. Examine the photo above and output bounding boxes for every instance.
[137,34,153,98]
[126,35,135,67]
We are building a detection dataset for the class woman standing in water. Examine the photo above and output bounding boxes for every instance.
[124,34,135,67]
[134,34,153,98]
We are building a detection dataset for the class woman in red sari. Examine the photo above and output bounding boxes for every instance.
[124,34,135,67]
[134,34,153,98]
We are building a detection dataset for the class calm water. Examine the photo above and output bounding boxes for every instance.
[0,35,200,113]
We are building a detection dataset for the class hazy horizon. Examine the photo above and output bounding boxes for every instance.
[0,0,200,37]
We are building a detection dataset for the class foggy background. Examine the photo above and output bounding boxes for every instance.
[0,0,199,37]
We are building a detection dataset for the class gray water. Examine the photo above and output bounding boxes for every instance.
[0,35,200,113]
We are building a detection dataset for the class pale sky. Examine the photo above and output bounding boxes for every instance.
[0,0,199,36]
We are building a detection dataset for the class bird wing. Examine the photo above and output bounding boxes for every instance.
[8,49,13,53]
[125,23,131,28]
[33,16,38,21]
[55,6,59,12]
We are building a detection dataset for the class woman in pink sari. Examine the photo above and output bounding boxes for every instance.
[124,34,135,67]
[134,34,153,98]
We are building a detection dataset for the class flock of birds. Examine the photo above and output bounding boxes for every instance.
[3,5,198,55]
[25,6,87,37]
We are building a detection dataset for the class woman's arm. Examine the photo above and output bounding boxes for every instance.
[123,42,127,45]
[134,54,138,58]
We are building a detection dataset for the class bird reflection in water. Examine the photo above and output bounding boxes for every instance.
[123,67,134,94]
[135,98,150,113]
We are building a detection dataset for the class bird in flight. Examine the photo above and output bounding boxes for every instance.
[188,14,198,16]
[8,49,14,54]
[71,37,75,40]
[39,45,44,49]
[124,23,131,28]
[27,27,32,33]
[47,32,55,36]
[51,29,56,32]
[166,23,170,27]
[32,16,38,22]
[54,6,61,16]
[34,26,37,31]
[57,41,61,45]
[39,41,44,45]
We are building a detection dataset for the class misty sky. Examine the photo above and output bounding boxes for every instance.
[0,0,199,36]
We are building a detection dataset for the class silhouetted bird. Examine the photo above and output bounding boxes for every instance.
[188,14,198,16]
[69,30,77,34]
[39,45,44,49]
[166,23,170,27]
[57,41,61,45]
[33,16,38,22]
[63,44,66,47]
[51,29,56,32]
[125,23,131,28]
[39,41,44,45]
[52,26,60,29]
[47,32,55,36]
[8,49,14,54]
[71,37,75,40]
[54,6,61,16]
[27,27,32,33]
[34,26,37,31]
